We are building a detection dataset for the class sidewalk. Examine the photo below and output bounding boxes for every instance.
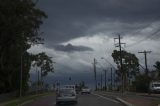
[96,91,160,106]
[119,94,160,106]
[120,92,160,106]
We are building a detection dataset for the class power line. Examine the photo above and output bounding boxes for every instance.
[138,50,152,75]
[127,28,160,48]
[101,57,117,70]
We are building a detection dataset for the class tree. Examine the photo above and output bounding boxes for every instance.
[112,50,139,90]
[79,81,86,90]
[132,74,151,93]
[32,52,54,89]
[0,0,47,94]
[153,61,160,79]
[34,52,54,77]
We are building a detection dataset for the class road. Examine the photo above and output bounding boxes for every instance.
[24,92,126,106]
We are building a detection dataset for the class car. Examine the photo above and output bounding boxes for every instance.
[64,85,76,90]
[81,88,91,94]
[64,85,81,94]
[149,81,160,93]
[56,88,78,105]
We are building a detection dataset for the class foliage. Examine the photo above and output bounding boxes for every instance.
[112,50,139,77]
[79,81,86,89]
[0,0,47,94]
[33,52,54,77]
[132,74,151,92]
[112,50,139,91]
[153,61,160,79]
[131,61,160,92]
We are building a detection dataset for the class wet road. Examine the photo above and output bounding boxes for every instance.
[24,92,126,106]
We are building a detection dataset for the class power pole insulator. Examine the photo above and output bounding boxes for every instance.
[138,50,151,75]
[114,34,126,93]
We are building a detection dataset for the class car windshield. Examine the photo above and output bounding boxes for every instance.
[60,89,74,94]
[153,84,160,87]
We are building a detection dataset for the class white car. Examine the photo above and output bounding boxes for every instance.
[81,88,91,94]
[149,81,160,93]
[64,85,76,90]
[56,88,78,105]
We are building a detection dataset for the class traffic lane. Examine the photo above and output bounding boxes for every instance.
[95,91,160,100]
[24,93,55,106]
[77,94,126,106]
[54,94,126,106]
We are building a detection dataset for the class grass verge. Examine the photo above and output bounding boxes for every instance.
[0,92,53,106]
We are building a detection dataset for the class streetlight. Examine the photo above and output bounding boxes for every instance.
[101,57,117,91]
[20,42,44,97]
[20,50,26,98]
[103,69,107,91]
[101,57,117,70]
[20,53,22,97]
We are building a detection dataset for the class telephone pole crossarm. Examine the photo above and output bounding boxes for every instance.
[114,34,126,93]
[138,50,152,75]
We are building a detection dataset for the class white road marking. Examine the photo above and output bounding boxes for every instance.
[18,99,34,106]
[50,102,56,106]
[116,97,134,106]
[92,93,119,103]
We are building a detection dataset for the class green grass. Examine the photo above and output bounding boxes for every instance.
[0,92,53,106]
[151,99,160,106]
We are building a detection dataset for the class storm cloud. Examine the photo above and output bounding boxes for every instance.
[54,43,94,52]
[37,0,160,45]
[28,0,160,86]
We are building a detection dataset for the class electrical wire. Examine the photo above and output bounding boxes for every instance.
[126,28,160,48]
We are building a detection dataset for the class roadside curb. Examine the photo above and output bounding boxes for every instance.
[138,94,160,99]
[18,99,34,106]
[116,97,135,106]
[0,100,19,106]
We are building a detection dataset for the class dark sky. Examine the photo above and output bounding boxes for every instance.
[36,0,160,44]
[29,0,160,86]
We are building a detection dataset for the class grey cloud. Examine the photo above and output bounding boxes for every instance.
[54,43,94,52]
[29,0,160,86]
[37,0,160,45]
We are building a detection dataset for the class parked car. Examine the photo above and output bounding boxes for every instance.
[81,88,91,94]
[149,81,160,93]
[56,88,78,105]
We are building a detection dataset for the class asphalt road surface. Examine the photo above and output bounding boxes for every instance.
[24,93,126,106]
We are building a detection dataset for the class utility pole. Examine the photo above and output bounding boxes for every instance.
[114,34,126,93]
[138,50,151,75]
[111,68,112,91]
[104,69,107,91]
[20,54,23,97]
[93,58,97,91]
[101,73,103,90]
[113,69,115,90]
[37,68,39,93]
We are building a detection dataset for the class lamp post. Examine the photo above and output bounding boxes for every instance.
[20,53,23,97]
[20,41,44,97]
[103,69,107,91]
[101,57,117,91]
[20,51,26,98]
